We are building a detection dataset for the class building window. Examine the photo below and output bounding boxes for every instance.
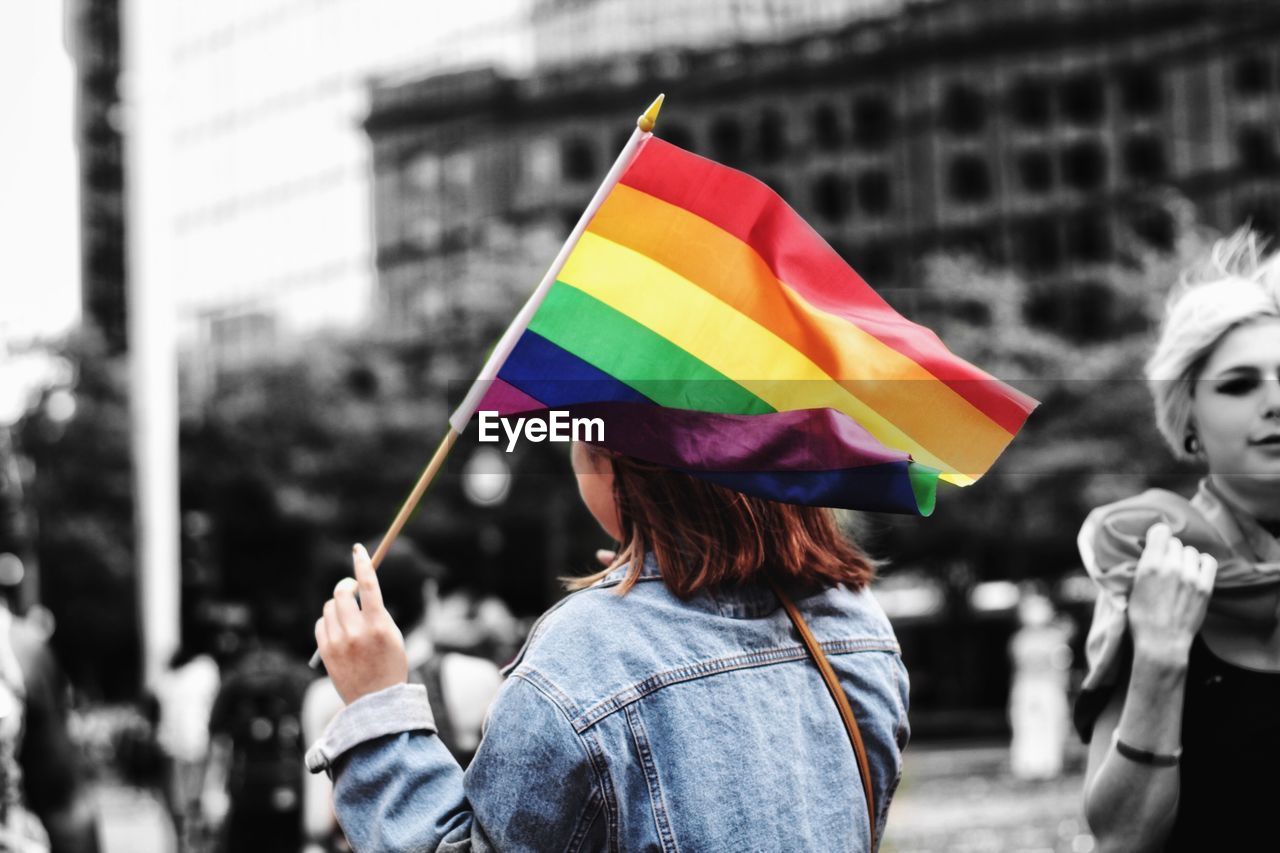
[812,172,852,222]
[942,85,987,136]
[1123,135,1167,183]
[758,110,787,163]
[1018,219,1061,272]
[524,138,559,186]
[710,117,744,165]
[1129,204,1176,251]
[947,155,991,203]
[1026,280,1121,343]
[86,160,122,192]
[761,175,788,202]
[87,241,124,278]
[853,244,895,283]
[561,138,597,182]
[1008,78,1051,128]
[1016,149,1053,193]
[1061,141,1108,190]
[851,94,894,149]
[1120,66,1163,116]
[1234,55,1272,96]
[1066,211,1112,262]
[663,123,695,152]
[855,171,891,216]
[1238,125,1277,173]
[812,103,842,150]
[944,228,1001,263]
[1061,73,1106,125]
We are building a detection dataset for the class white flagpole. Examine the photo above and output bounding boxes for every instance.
[448,93,665,433]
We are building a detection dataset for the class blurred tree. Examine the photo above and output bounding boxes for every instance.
[180,328,601,654]
[873,207,1209,584]
[15,330,140,700]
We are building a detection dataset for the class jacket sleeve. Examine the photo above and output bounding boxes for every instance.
[322,674,606,853]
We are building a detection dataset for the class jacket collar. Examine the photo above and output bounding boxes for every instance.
[596,552,663,588]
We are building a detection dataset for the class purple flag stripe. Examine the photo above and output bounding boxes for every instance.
[476,378,546,416]
[562,402,910,473]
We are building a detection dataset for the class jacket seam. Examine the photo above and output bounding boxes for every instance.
[566,789,605,853]
[571,641,900,732]
[624,704,680,853]
[511,666,582,719]
[505,673,610,849]
[890,653,908,728]
[500,589,591,676]
[579,727,621,853]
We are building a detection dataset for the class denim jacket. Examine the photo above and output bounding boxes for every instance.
[306,557,910,852]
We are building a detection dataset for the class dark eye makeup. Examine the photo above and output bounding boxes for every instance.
[1214,376,1260,396]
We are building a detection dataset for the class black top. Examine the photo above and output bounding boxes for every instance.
[1076,635,1280,851]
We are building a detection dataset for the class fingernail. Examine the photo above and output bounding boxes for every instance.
[352,544,360,555]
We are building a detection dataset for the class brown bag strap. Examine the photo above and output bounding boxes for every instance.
[768,578,877,851]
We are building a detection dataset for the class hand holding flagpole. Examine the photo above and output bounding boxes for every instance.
[310,95,665,669]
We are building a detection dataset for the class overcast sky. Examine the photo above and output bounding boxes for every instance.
[0,2,80,345]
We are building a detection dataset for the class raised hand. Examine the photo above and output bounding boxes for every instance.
[316,543,409,705]
[1127,523,1219,665]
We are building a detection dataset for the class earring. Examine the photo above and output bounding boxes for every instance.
[1184,432,1201,455]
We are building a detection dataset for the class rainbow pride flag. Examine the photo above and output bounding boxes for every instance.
[471,137,1037,515]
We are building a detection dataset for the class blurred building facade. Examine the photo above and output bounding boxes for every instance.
[367,0,1280,342]
[364,0,1280,735]
[529,0,910,69]
[66,0,127,354]
[124,0,536,389]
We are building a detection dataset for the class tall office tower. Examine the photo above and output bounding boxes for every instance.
[67,0,127,354]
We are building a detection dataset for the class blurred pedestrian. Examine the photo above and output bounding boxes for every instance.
[205,636,313,853]
[300,542,501,853]
[154,645,219,852]
[307,441,909,851]
[1077,228,1280,851]
[433,588,522,663]
[1007,587,1071,780]
[0,557,99,853]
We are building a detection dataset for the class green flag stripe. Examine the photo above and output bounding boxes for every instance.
[529,282,774,415]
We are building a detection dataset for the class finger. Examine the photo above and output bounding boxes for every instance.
[333,577,362,632]
[1162,536,1184,574]
[595,549,616,567]
[323,599,343,639]
[353,543,385,613]
[1197,553,1219,594]
[314,617,330,654]
[1139,523,1172,572]
[1181,545,1201,585]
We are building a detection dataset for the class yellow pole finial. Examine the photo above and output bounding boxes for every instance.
[637,94,665,133]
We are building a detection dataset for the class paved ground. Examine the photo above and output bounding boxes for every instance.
[95,783,174,853]
[884,742,1094,853]
[92,741,1093,852]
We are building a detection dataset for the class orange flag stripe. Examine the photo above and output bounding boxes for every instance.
[585,184,1013,474]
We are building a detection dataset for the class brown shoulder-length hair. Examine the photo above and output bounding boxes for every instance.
[566,448,876,597]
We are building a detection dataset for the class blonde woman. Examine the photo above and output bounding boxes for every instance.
[1077,229,1280,851]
